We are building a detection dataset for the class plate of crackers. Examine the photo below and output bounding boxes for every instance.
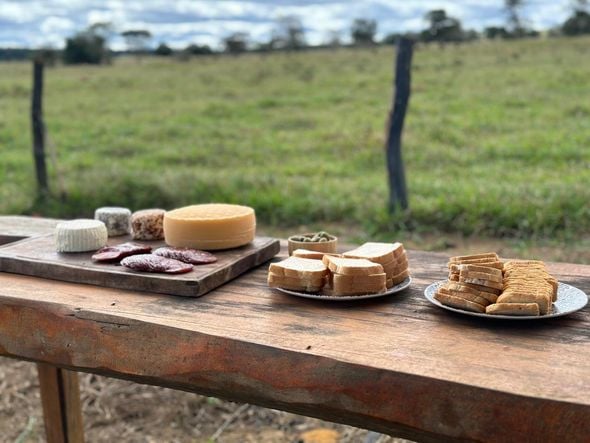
[424,252,588,319]
[268,242,411,301]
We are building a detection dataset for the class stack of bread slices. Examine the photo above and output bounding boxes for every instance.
[268,242,410,296]
[487,260,557,316]
[342,242,409,289]
[322,256,386,295]
[435,252,503,313]
[267,256,329,292]
[435,253,559,316]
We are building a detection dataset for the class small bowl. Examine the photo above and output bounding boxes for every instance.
[288,232,338,256]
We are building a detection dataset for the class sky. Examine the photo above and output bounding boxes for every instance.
[0,0,576,50]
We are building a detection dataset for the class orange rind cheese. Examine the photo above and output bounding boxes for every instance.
[163,204,255,250]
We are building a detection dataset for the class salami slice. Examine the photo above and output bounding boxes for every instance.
[120,254,193,274]
[153,247,217,265]
[92,242,152,262]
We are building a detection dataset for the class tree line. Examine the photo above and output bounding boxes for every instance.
[2,0,589,63]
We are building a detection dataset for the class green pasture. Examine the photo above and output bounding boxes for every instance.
[1,37,589,240]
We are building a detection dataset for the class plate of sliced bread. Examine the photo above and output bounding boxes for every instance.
[424,252,588,319]
[267,242,411,300]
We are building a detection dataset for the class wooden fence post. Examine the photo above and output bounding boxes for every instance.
[385,38,413,212]
[31,60,49,197]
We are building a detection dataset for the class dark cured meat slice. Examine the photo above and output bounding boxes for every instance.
[92,242,152,262]
[120,254,193,274]
[153,247,217,265]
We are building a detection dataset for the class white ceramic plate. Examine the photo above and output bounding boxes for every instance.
[275,277,412,301]
[424,280,588,320]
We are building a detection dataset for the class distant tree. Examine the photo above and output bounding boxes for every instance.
[63,26,108,64]
[223,33,248,54]
[272,15,306,50]
[563,10,590,34]
[563,1,590,35]
[505,0,526,36]
[154,43,173,56]
[121,29,152,53]
[422,9,464,42]
[484,26,510,39]
[351,19,377,45]
[185,43,213,55]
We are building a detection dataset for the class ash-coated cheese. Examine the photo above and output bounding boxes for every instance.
[94,206,131,237]
[56,219,108,252]
[131,209,165,240]
[163,204,255,250]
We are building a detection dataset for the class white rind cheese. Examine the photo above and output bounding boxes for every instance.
[94,206,131,237]
[164,204,256,250]
[56,219,108,252]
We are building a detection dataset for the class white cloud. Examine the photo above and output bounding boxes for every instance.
[0,0,575,49]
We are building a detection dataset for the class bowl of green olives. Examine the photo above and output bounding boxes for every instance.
[287,231,338,256]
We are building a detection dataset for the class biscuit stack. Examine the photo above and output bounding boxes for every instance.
[322,256,386,296]
[267,256,329,292]
[435,252,503,313]
[486,260,558,316]
[342,242,409,288]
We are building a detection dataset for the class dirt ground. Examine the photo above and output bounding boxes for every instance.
[1,231,587,442]
[0,358,410,443]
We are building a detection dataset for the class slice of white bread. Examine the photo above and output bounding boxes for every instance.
[292,249,342,260]
[268,273,326,287]
[389,268,409,285]
[267,279,324,293]
[449,252,498,263]
[382,254,408,275]
[459,270,503,283]
[332,273,386,285]
[322,256,384,276]
[497,291,552,315]
[459,276,504,290]
[342,242,404,265]
[438,286,491,306]
[486,303,540,316]
[434,291,486,313]
[269,256,328,279]
[446,282,499,304]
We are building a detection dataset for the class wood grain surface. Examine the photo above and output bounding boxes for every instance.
[0,234,280,297]
[0,217,589,442]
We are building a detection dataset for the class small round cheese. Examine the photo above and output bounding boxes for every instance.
[94,206,131,237]
[131,209,165,240]
[56,219,108,252]
[164,204,255,250]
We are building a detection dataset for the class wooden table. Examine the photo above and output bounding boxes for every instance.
[0,216,588,443]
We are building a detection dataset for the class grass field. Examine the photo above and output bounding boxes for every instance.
[1,37,590,241]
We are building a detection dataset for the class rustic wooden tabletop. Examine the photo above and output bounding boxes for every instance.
[0,216,588,443]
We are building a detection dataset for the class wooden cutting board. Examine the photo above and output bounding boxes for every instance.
[0,234,280,297]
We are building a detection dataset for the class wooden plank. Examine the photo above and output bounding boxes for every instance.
[37,363,84,443]
[0,249,588,442]
[0,234,280,297]
[0,216,60,244]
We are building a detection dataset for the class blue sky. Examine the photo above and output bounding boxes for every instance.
[0,0,575,49]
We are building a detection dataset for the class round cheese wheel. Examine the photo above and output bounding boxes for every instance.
[56,219,108,252]
[164,204,255,250]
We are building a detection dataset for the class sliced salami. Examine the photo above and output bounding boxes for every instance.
[120,254,193,274]
[153,247,217,265]
[92,242,152,262]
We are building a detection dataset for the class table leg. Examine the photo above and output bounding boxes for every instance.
[37,363,85,443]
